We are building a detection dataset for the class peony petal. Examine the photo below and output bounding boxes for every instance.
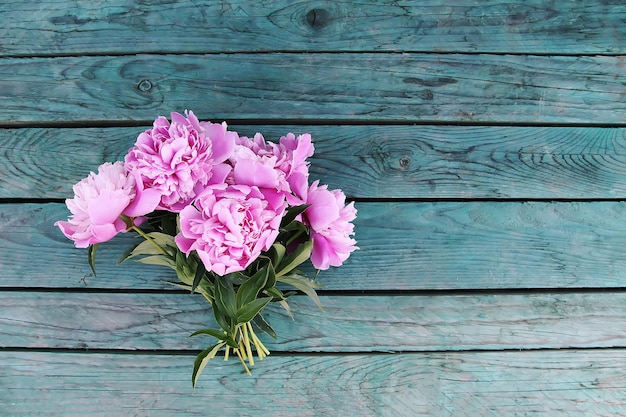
[198,250,225,275]
[207,163,232,186]
[287,172,309,203]
[174,234,195,254]
[310,233,334,270]
[306,183,340,231]
[87,189,130,225]
[124,186,161,218]
[233,158,279,188]
[169,111,187,125]
[90,223,119,243]
[185,110,202,130]
[209,124,237,163]
[55,221,90,248]
[178,205,202,237]
[259,187,287,212]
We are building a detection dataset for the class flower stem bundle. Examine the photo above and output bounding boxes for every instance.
[55,111,358,386]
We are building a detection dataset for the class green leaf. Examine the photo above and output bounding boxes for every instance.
[145,232,177,250]
[212,305,232,335]
[264,286,287,301]
[267,243,286,267]
[215,276,238,321]
[277,274,324,311]
[280,204,310,228]
[235,265,269,308]
[192,342,224,388]
[87,244,98,277]
[252,314,276,339]
[264,261,277,291]
[190,328,228,340]
[175,251,196,285]
[130,239,170,257]
[223,271,247,287]
[116,239,143,265]
[236,296,272,324]
[279,220,309,247]
[279,299,293,319]
[275,240,313,277]
[191,261,207,293]
[164,281,193,292]
[135,255,176,268]
[160,213,178,236]
[196,278,215,301]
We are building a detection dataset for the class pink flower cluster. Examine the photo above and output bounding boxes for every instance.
[56,111,358,273]
[54,162,160,248]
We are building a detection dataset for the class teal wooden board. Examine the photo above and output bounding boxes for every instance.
[1,53,624,125]
[2,0,624,413]
[3,202,626,291]
[3,125,626,200]
[1,350,625,416]
[1,0,624,56]
[2,291,626,352]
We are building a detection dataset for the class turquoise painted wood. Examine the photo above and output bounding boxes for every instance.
[2,292,626,351]
[1,350,625,416]
[3,202,626,290]
[2,125,626,199]
[1,0,624,56]
[0,54,625,125]
[1,1,626,415]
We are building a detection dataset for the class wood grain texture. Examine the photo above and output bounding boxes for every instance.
[4,202,626,291]
[1,0,624,56]
[3,0,625,413]
[1,53,625,125]
[1,350,625,416]
[1,291,626,352]
[3,125,626,200]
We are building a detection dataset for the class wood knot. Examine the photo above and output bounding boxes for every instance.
[306,8,332,29]
[398,157,411,170]
[137,79,153,92]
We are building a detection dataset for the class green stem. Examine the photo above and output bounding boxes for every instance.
[131,225,170,256]
[285,228,306,247]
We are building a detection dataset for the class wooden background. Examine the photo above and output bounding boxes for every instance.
[1,1,626,415]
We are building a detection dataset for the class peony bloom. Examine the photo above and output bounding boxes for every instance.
[303,181,358,270]
[230,132,314,204]
[277,132,314,202]
[55,161,159,248]
[125,111,237,212]
[175,183,287,276]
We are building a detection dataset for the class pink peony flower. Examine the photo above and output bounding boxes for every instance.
[230,132,314,204]
[303,181,358,270]
[125,111,237,212]
[277,132,314,202]
[55,162,159,248]
[175,183,287,276]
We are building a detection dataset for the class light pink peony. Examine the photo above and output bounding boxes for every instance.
[230,132,314,204]
[303,181,358,270]
[55,162,160,248]
[175,183,287,276]
[125,111,237,212]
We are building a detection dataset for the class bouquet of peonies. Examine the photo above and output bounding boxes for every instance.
[55,111,357,386]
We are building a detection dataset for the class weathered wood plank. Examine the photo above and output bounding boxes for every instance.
[3,202,626,290]
[2,291,626,352]
[1,0,624,56]
[1,53,624,125]
[3,125,626,200]
[1,350,625,416]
